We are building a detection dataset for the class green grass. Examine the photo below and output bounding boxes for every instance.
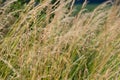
[73,4,99,15]
[76,4,99,11]
[0,0,120,80]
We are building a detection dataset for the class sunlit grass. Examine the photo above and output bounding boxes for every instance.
[0,0,120,80]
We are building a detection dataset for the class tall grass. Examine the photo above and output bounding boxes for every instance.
[0,0,120,80]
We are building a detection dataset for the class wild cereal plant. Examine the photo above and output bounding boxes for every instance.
[0,0,120,80]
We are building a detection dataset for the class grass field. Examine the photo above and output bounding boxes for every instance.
[0,0,120,80]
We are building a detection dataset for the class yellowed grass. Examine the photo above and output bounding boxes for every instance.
[0,0,120,80]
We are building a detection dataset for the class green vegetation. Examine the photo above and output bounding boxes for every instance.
[0,0,120,80]
[73,4,99,16]
[76,4,98,11]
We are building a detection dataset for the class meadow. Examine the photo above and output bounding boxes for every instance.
[0,0,120,80]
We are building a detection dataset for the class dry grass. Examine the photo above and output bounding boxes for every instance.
[0,0,120,80]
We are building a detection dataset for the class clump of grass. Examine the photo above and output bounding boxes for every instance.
[0,0,120,80]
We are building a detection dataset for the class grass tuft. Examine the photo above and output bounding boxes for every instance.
[0,0,120,79]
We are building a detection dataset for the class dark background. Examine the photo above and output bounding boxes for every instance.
[75,0,106,4]
[1,0,107,5]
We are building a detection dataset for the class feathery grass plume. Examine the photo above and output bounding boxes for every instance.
[0,0,120,79]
